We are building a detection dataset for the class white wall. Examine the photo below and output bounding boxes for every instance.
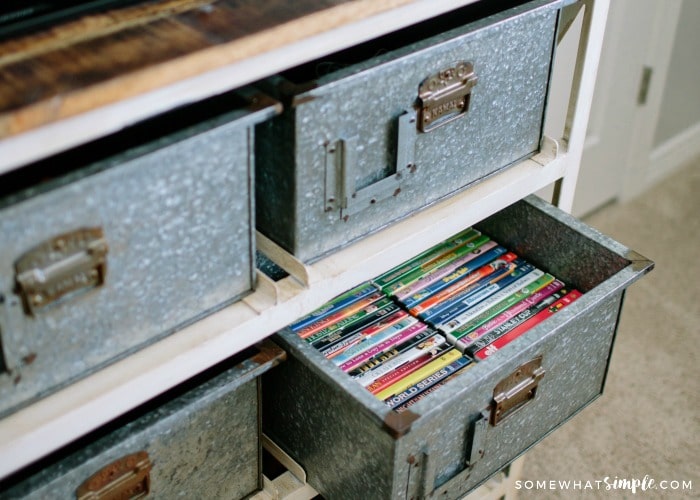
[653,0,700,147]
[545,0,699,216]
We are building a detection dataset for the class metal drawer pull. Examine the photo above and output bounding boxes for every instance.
[426,356,546,496]
[323,63,476,219]
[418,61,478,132]
[76,451,152,500]
[15,228,108,315]
[490,355,545,426]
[419,407,490,498]
[324,111,417,218]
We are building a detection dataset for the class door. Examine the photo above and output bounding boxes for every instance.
[543,0,683,217]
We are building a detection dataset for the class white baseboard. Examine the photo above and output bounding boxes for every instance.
[648,120,700,185]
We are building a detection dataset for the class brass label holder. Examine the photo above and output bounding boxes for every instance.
[464,356,546,471]
[418,62,478,132]
[76,451,152,500]
[15,228,108,315]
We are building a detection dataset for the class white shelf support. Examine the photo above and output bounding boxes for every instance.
[0,0,610,487]
[553,0,610,212]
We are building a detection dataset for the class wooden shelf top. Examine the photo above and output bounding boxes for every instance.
[0,0,479,173]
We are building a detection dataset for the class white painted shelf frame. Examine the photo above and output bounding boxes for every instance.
[0,0,609,485]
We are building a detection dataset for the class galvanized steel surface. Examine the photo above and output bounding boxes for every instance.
[0,104,263,417]
[256,0,559,262]
[263,196,653,499]
[2,342,286,498]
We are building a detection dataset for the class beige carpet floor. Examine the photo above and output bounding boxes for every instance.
[517,159,700,499]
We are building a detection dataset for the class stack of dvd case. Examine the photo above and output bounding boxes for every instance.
[287,227,582,411]
[375,228,582,360]
[288,282,472,413]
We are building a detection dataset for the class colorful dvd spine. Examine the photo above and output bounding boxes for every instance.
[310,300,400,350]
[393,365,472,413]
[384,356,472,409]
[374,349,463,401]
[320,309,410,359]
[462,289,569,356]
[337,321,428,372]
[382,235,492,296]
[347,329,437,377]
[364,338,457,395]
[455,279,565,350]
[407,253,518,315]
[289,282,378,331]
[399,246,509,309]
[373,228,481,289]
[331,317,420,367]
[428,266,543,330]
[295,292,386,339]
[365,353,436,395]
[473,290,582,360]
[442,271,553,337]
[352,333,450,387]
[393,240,498,300]
[304,297,394,344]
[421,260,535,323]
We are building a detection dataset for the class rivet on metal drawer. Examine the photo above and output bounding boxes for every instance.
[490,355,545,426]
[14,228,108,315]
[418,62,478,132]
[76,451,152,500]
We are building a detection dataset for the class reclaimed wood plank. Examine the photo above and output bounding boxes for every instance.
[0,0,415,137]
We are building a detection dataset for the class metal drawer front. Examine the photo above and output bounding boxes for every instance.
[0,341,286,499]
[0,90,280,417]
[256,0,561,262]
[263,196,653,499]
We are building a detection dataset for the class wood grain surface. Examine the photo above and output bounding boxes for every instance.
[0,0,417,138]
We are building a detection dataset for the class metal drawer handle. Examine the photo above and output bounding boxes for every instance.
[14,228,108,315]
[410,356,545,497]
[324,111,417,219]
[323,63,476,219]
[415,357,545,497]
[76,451,152,500]
[418,61,478,133]
[464,357,546,468]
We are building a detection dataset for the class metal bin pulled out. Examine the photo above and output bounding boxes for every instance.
[263,196,653,499]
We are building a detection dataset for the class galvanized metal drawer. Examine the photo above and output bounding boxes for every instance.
[255,0,565,262]
[263,195,653,499]
[0,340,286,499]
[0,89,280,417]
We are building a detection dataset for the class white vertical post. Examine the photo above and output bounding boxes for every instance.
[553,0,610,212]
